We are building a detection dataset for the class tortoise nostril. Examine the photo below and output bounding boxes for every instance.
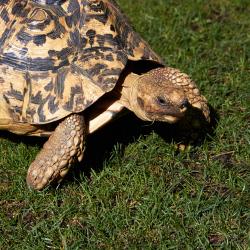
[180,98,189,109]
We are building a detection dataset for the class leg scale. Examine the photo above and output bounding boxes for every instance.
[26,114,86,190]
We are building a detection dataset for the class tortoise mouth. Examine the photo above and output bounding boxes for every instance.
[145,109,186,123]
[147,109,185,118]
[162,115,182,123]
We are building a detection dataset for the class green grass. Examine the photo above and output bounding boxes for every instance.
[0,0,249,249]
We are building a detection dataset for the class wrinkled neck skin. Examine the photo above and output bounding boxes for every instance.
[119,73,150,121]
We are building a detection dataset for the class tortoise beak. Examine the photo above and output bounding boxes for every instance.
[179,98,189,111]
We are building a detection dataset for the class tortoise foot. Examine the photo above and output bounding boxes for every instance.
[26,114,87,190]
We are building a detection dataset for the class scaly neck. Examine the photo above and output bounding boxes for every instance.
[119,72,149,121]
[119,72,139,108]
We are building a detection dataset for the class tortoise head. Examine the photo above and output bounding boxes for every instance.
[127,67,209,123]
[0,0,82,72]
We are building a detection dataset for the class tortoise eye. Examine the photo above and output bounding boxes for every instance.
[156,96,170,106]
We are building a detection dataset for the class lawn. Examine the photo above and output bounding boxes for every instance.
[0,0,249,249]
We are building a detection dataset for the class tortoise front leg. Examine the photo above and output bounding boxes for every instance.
[26,114,87,190]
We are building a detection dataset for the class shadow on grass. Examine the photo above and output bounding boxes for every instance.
[68,104,219,185]
[0,105,219,188]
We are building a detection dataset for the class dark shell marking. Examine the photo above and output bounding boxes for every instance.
[0,0,161,124]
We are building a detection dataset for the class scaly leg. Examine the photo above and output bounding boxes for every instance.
[26,114,86,190]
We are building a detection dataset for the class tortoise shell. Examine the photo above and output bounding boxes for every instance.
[0,0,161,125]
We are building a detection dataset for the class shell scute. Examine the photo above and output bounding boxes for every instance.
[0,0,162,125]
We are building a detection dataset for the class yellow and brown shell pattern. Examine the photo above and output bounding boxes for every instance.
[0,0,161,127]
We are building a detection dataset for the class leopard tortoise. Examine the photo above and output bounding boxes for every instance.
[0,0,210,190]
